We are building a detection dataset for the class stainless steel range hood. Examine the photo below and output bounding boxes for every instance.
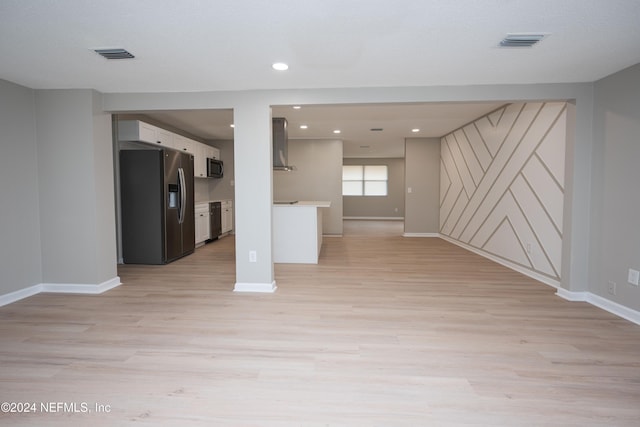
[273,117,296,171]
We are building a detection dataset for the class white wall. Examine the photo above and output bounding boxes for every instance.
[440,102,568,286]
[273,139,343,235]
[590,64,640,311]
[0,79,43,295]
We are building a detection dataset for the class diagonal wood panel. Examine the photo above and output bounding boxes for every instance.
[440,141,465,231]
[476,190,556,277]
[440,159,451,207]
[483,217,532,268]
[453,129,484,184]
[440,102,567,282]
[462,124,492,171]
[454,103,546,241]
[444,134,476,198]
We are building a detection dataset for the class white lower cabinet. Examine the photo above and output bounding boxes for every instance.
[195,204,210,245]
[221,201,233,234]
[195,200,231,245]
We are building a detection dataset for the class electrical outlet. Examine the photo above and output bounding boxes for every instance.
[607,281,617,296]
[628,269,640,286]
[249,250,257,263]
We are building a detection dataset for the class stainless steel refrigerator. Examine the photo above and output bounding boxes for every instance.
[120,149,195,264]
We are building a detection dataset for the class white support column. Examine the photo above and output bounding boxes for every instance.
[232,100,276,292]
[559,94,594,298]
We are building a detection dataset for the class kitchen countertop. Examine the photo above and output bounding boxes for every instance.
[195,199,232,205]
[273,201,331,208]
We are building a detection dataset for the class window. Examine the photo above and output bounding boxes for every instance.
[342,165,388,196]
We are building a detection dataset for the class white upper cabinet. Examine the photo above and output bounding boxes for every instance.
[155,127,174,148]
[194,144,208,178]
[136,121,156,143]
[208,146,220,160]
[173,135,195,154]
[119,120,168,146]
[118,120,220,179]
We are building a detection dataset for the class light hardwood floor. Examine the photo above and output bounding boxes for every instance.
[1,224,639,426]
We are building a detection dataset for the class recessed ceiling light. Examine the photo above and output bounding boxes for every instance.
[300,125,308,129]
[230,124,235,128]
[333,129,341,134]
[292,106,302,109]
[272,62,289,71]
[412,128,420,133]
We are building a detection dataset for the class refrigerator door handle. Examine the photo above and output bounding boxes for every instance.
[178,167,186,224]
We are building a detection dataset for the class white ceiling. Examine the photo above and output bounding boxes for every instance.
[2,0,639,157]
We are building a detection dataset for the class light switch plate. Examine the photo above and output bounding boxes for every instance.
[628,269,640,286]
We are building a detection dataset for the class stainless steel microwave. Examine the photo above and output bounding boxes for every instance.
[207,158,223,178]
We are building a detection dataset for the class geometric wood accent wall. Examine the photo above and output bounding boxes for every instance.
[440,102,567,282]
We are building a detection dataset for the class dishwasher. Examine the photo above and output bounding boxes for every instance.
[209,201,222,240]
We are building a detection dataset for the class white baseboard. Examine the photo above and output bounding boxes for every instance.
[0,276,121,307]
[41,277,122,294]
[439,234,560,288]
[234,281,277,293]
[403,232,439,238]
[343,217,404,221]
[0,284,42,307]
[554,288,587,301]
[556,289,640,326]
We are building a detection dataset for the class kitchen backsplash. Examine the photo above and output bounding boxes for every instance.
[194,179,210,202]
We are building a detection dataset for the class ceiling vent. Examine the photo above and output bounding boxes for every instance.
[499,34,547,48]
[370,128,383,132]
[94,48,135,59]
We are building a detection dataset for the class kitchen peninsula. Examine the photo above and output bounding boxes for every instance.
[273,201,331,264]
